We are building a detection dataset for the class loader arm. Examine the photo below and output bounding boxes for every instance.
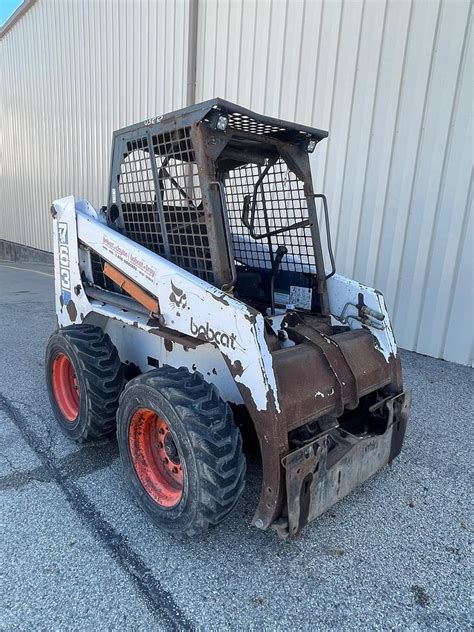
[53,197,279,406]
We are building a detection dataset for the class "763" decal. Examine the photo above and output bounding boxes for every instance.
[58,222,71,292]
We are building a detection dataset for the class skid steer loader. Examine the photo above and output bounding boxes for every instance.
[46,99,410,538]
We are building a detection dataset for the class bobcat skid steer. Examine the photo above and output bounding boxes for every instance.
[46,99,410,538]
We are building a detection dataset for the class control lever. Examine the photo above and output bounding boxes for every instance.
[271,245,288,315]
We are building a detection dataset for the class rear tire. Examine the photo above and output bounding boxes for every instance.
[117,366,246,536]
[45,325,124,442]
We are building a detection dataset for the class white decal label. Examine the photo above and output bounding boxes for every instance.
[289,286,312,310]
[102,235,156,282]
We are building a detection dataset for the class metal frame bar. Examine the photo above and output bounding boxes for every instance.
[146,130,171,258]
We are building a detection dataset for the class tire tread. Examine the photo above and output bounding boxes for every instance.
[119,365,246,536]
[47,325,124,442]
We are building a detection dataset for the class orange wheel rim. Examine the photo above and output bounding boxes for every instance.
[51,353,79,421]
[129,408,184,508]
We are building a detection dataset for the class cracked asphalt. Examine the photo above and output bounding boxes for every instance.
[0,260,472,630]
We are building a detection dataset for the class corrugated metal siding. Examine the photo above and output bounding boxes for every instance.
[1,0,472,365]
[1,0,189,252]
[195,0,472,366]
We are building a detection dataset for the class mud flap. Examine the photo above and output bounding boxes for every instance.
[281,391,411,537]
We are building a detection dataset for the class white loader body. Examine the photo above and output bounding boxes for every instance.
[52,195,398,414]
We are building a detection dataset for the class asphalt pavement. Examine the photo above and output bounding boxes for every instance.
[0,260,472,630]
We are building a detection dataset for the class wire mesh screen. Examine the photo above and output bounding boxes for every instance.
[151,129,213,283]
[224,159,316,274]
[223,109,312,139]
[118,129,213,284]
[119,136,166,257]
[227,111,286,136]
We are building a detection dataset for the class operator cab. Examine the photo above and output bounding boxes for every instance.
[106,98,333,320]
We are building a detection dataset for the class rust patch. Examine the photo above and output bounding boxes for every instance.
[244,311,258,325]
[66,300,77,321]
[148,326,202,350]
[164,339,173,352]
[231,359,244,377]
[210,292,230,307]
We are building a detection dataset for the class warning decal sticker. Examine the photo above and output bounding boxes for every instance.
[289,286,312,310]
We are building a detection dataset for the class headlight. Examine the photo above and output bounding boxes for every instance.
[216,114,229,131]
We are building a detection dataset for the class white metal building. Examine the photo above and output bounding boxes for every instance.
[1,0,472,366]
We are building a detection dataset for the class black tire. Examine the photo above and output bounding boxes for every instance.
[117,366,246,536]
[45,325,124,442]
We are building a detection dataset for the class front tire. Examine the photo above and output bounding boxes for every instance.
[117,366,246,536]
[45,325,124,442]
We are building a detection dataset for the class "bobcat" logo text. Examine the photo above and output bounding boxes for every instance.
[190,317,237,350]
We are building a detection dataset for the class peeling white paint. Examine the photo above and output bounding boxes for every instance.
[54,196,281,413]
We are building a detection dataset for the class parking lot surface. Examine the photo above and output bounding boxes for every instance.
[0,261,472,630]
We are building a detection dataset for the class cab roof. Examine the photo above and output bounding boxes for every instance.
[115,98,328,147]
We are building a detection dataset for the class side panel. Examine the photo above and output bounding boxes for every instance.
[98,316,244,405]
[326,272,397,361]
